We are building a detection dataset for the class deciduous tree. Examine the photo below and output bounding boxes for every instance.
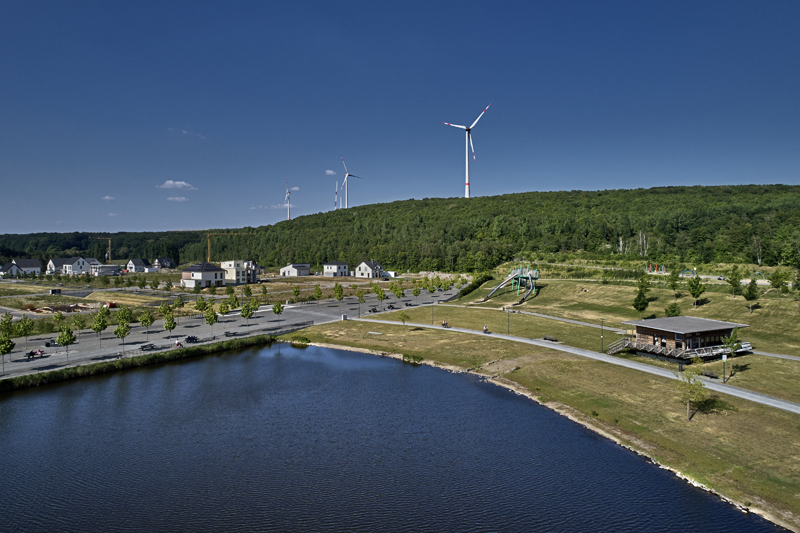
[743,278,760,314]
[139,310,154,341]
[0,332,14,375]
[675,356,708,421]
[91,312,108,347]
[204,304,218,338]
[163,311,176,340]
[687,277,706,307]
[17,315,35,350]
[57,326,77,364]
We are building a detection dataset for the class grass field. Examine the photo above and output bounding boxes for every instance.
[294,319,800,531]
[0,283,50,296]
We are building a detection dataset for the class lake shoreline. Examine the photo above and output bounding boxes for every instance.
[308,340,794,533]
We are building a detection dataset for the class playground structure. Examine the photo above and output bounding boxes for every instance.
[681,269,697,278]
[481,266,539,305]
[646,263,666,274]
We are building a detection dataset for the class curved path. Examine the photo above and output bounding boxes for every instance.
[354,318,800,416]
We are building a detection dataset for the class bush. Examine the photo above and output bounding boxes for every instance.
[458,272,494,298]
[665,303,681,317]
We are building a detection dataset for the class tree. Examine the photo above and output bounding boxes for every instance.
[721,327,743,383]
[208,284,217,296]
[743,278,760,314]
[260,284,268,303]
[117,306,133,325]
[391,282,404,300]
[375,286,387,310]
[52,311,66,329]
[173,295,185,323]
[243,284,252,298]
[204,304,218,338]
[675,356,708,421]
[158,302,172,317]
[636,274,652,294]
[57,326,77,364]
[272,302,284,329]
[292,285,301,302]
[218,302,230,320]
[667,269,681,299]
[726,265,743,298]
[240,302,254,328]
[114,320,131,353]
[313,284,322,305]
[193,284,202,295]
[768,270,787,298]
[194,296,208,313]
[687,277,706,308]
[357,289,365,317]
[412,285,421,301]
[224,285,234,297]
[139,310,154,341]
[632,289,649,316]
[397,310,411,334]
[227,293,239,310]
[664,303,681,317]
[0,332,14,375]
[100,275,110,287]
[114,275,123,288]
[71,314,86,339]
[137,278,147,290]
[164,280,173,292]
[149,279,160,291]
[333,282,344,309]
[163,311,176,340]
[17,315,35,350]
[0,312,14,337]
[91,312,108,347]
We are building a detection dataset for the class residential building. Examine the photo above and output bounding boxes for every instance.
[180,262,227,289]
[12,259,41,276]
[220,260,258,285]
[0,263,22,278]
[243,260,264,274]
[127,259,152,273]
[280,263,311,277]
[91,264,120,276]
[323,260,348,277]
[153,258,176,270]
[355,260,383,278]
[85,258,102,267]
[47,257,90,276]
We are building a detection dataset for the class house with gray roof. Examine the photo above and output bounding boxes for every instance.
[355,260,383,279]
[47,257,90,276]
[323,260,348,277]
[181,262,226,289]
[12,258,41,275]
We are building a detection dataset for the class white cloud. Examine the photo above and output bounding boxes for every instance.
[325,169,337,175]
[291,186,299,191]
[250,205,267,210]
[167,196,189,202]
[108,213,117,217]
[272,203,296,209]
[157,180,197,190]
[101,195,115,201]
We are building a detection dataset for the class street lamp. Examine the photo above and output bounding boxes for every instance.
[600,318,605,353]
[507,308,510,335]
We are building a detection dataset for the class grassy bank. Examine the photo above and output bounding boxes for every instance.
[294,320,800,532]
[0,334,276,393]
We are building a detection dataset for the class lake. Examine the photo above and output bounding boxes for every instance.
[0,343,784,532]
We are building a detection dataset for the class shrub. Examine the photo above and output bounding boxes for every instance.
[458,272,494,298]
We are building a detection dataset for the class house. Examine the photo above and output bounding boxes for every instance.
[280,263,311,277]
[613,316,751,361]
[355,260,383,279]
[323,260,348,277]
[220,260,258,284]
[85,258,102,267]
[153,258,176,270]
[127,259,152,273]
[180,262,227,289]
[12,258,42,276]
[243,260,264,274]
[47,257,90,276]
[0,263,22,278]
[91,264,120,277]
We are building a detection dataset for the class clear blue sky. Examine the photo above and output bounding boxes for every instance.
[1,1,798,233]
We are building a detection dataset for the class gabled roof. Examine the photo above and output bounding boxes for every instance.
[84,258,101,264]
[621,316,749,334]
[359,260,382,270]
[183,261,225,273]
[0,262,18,273]
[128,258,152,267]
[324,260,347,266]
[283,263,310,268]
[154,257,174,264]
[12,258,41,268]
[49,257,83,268]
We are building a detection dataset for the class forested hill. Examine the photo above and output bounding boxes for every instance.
[2,184,800,272]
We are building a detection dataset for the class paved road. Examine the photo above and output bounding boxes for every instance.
[355,318,800,416]
[752,350,800,362]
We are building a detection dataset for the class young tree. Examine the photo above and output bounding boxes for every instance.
[57,326,77,364]
[375,286,387,310]
[91,312,108,347]
[173,295,185,324]
[163,311,176,341]
[260,284,268,303]
[726,265,743,298]
[194,296,207,313]
[218,302,230,321]
[114,275,123,288]
[117,306,134,325]
[0,332,15,375]
[632,289,649,316]
[664,303,681,317]
[243,284,252,299]
[687,277,706,308]
[100,275,110,287]
[675,356,708,421]
[0,312,14,337]
[768,270,787,298]
[149,279,160,291]
[208,284,217,296]
[164,280,173,292]
[333,282,344,310]
[139,310,154,341]
[397,310,411,334]
[71,314,86,339]
[114,320,131,353]
[17,314,35,350]
[412,285,421,302]
[240,302,254,328]
[272,302,284,329]
[292,285,301,302]
[357,289,365,317]
[204,304,218,338]
[158,302,172,318]
[225,285,235,297]
[226,293,239,310]
[313,284,322,305]
[193,284,202,295]
[721,327,743,383]
[743,278,760,314]
[52,311,66,329]
[667,269,681,299]
[391,282,404,300]
[137,278,147,290]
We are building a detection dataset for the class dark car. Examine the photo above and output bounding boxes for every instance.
[185,335,199,343]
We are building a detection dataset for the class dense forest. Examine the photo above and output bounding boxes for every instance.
[2,185,800,273]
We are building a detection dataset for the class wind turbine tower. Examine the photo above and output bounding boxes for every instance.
[339,156,362,209]
[443,103,491,198]
[335,181,338,210]
[285,180,291,220]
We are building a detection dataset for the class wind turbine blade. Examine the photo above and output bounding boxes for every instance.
[340,155,349,175]
[349,174,362,179]
[443,122,467,130]
[470,133,476,163]
[469,103,491,129]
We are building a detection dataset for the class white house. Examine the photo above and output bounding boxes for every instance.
[180,262,227,289]
[91,264,120,277]
[153,257,176,270]
[127,259,152,273]
[47,257,90,275]
[355,260,383,279]
[12,258,41,276]
[323,260,348,277]
[0,263,22,278]
[280,263,311,277]
[220,260,258,284]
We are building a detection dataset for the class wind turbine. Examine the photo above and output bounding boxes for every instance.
[339,156,362,209]
[285,180,291,220]
[443,103,491,198]
[335,180,338,210]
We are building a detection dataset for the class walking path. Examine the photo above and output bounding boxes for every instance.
[354,318,800,416]
[752,350,800,362]
[441,304,627,333]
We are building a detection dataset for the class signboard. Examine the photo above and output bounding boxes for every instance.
[722,353,727,362]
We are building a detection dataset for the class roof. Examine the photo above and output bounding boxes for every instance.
[359,260,382,270]
[128,259,152,267]
[283,263,310,268]
[621,316,749,334]
[0,262,17,273]
[183,261,225,273]
[324,260,347,266]
[154,257,173,263]
[12,258,41,268]
[49,257,82,267]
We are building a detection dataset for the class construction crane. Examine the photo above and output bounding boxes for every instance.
[206,233,257,262]
[91,237,112,262]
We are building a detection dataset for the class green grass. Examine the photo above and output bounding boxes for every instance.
[0,283,50,296]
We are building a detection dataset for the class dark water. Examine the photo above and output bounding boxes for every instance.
[0,344,783,532]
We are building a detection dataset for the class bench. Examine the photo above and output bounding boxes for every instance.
[702,369,719,379]
[543,335,558,342]
[224,331,236,337]
[140,343,155,351]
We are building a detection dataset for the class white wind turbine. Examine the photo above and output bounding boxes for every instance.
[335,180,338,210]
[285,180,291,220]
[443,103,491,198]
[339,156,362,209]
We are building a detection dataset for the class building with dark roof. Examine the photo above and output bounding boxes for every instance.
[355,260,383,279]
[0,262,22,278]
[12,258,42,275]
[47,257,90,275]
[323,260,348,277]
[127,259,152,273]
[181,262,226,289]
[280,263,311,277]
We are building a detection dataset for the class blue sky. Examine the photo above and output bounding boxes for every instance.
[1,1,798,233]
